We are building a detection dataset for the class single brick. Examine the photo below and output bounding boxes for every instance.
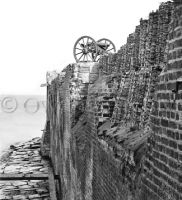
[167,111,171,118]
[171,102,176,110]
[178,103,182,111]
[179,154,182,162]
[159,83,166,90]
[179,175,182,183]
[161,119,169,127]
[160,154,168,164]
[177,49,182,59]
[175,38,182,48]
[168,120,177,129]
[178,144,182,151]
[175,131,179,140]
[167,129,175,139]
[169,140,177,149]
[161,137,169,146]
[160,102,166,109]
[176,113,179,121]
[171,112,175,119]
[179,124,182,130]
[168,159,178,171]
[167,82,177,90]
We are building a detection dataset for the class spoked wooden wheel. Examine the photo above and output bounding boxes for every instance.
[73,36,98,62]
[97,38,116,53]
[95,38,115,62]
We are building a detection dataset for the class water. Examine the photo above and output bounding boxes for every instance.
[0,95,46,153]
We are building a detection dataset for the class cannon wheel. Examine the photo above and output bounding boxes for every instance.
[95,38,116,61]
[73,36,98,62]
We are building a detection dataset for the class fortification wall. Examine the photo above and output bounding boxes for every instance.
[141,1,182,199]
[41,1,182,199]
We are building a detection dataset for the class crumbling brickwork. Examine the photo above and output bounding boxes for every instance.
[141,2,182,199]
[44,63,101,200]
[41,1,182,200]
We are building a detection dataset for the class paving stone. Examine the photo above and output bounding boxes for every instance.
[0,182,12,186]
[0,138,50,199]
[36,188,48,194]
[42,198,50,200]
[4,166,21,173]
[30,199,41,200]
[39,168,48,172]
[0,195,11,199]
[28,194,40,199]
[13,181,28,187]
[20,190,36,196]
[39,193,50,197]
[13,195,26,200]
[18,184,32,189]
[3,185,16,190]
[29,180,41,183]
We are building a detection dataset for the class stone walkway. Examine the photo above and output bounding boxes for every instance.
[0,137,50,200]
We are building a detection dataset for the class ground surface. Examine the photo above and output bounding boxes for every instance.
[0,137,50,200]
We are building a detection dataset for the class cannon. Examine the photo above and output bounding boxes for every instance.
[73,36,116,63]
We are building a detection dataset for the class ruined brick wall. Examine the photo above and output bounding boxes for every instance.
[45,63,100,200]
[99,2,173,130]
[41,1,182,200]
[46,68,74,200]
[85,73,147,199]
[44,62,136,200]
[141,1,182,199]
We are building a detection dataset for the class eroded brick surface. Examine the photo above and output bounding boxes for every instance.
[42,1,182,200]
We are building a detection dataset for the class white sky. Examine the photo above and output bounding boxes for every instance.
[0,0,169,95]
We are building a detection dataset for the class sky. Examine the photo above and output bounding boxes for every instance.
[0,0,169,95]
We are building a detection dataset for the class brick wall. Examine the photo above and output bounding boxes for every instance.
[141,2,182,199]
[44,63,101,200]
[41,1,182,200]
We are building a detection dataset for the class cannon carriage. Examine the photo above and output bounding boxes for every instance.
[73,36,116,62]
